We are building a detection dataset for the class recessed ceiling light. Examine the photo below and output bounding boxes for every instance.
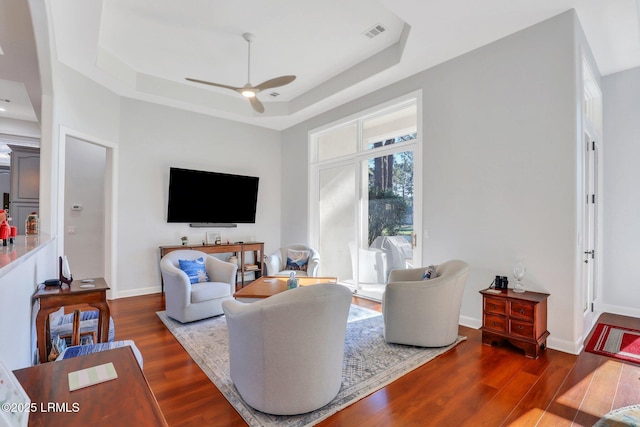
[0,44,3,55]
[0,107,6,112]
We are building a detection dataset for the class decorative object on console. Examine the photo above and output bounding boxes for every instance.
[59,255,73,285]
[513,262,526,293]
[25,211,39,235]
[181,236,188,245]
[206,231,222,245]
[0,221,9,246]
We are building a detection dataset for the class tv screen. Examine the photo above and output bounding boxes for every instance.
[167,167,259,224]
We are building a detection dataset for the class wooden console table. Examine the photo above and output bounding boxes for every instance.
[159,242,264,291]
[480,288,550,359]
[33,278,111,364]
[13,346,168,426]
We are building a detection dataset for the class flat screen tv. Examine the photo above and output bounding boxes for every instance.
[167,167,259,225]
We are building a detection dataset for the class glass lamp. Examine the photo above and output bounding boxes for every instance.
[513,262,526,293]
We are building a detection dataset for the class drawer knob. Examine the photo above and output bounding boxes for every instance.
[493,321,497,326]
[518,325,523,330]
[519,309,525,314]
[492,304,497,309]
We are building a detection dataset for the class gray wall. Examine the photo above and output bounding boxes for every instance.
[282,11,585,352]
[116,99,282,295]
[602,66,640,316]
[64,136,106,279]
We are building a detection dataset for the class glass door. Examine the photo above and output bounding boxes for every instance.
[311,96,420,301]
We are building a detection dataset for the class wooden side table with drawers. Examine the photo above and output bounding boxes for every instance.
[479,288,550,359]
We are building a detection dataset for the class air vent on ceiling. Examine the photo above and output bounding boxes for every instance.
[269,92,280,97]
[364,24,386,39]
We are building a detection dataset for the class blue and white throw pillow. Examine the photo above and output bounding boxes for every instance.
[421,265,437,280]
[286,249,310,272]
[178,257,210,284]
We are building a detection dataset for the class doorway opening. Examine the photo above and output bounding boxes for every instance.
[310,94,422,300]
[59,128,117,296]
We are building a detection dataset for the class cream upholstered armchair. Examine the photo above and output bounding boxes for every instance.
[264,243,320,277]
[382,260,470,347]
[222,284,352,415]
[160,250,238,323]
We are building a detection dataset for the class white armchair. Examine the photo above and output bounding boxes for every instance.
[222,284,352,415]
[382,260,470,347]
[264,244,320,277]
[160,250,238,323]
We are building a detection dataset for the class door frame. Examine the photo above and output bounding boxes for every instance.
[308,92,422,297]
[579,54,603,341]
[581,132,601,335]
[57,126,118,298]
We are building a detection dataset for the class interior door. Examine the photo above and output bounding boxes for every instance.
[583,135,598,331]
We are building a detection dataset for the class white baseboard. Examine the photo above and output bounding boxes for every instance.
[547,336,581,355]
[600,303,640,319]
[112,285,162,299]
[459,315,482,330]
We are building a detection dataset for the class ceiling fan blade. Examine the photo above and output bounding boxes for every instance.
[185,77,240,91]
[254,75,296,91]
[249,96,265,113]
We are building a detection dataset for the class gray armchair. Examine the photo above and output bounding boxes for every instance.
[160,250,238,323]
[264,244,320,277]
[222,284,352,415]
[382,260,470,347]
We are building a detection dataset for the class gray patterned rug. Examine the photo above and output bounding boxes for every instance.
[157,305,466,426]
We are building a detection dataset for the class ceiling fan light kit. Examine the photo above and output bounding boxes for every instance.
[186,32,296,113]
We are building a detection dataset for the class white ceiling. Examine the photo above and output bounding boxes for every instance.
[1,0,639,132]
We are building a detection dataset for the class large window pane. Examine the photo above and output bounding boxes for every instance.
[318,164,357,280]
[363,104,417,150]
[317,123,358,161]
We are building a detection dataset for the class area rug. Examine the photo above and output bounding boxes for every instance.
[157,305,466,427]
[586,323,640,365]
[594,404,640,427]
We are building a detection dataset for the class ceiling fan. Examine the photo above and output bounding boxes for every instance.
[186,33,296,113]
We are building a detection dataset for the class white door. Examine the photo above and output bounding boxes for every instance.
[583,135,598,331]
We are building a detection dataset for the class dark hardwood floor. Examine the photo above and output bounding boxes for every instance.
[109,295,640,426]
